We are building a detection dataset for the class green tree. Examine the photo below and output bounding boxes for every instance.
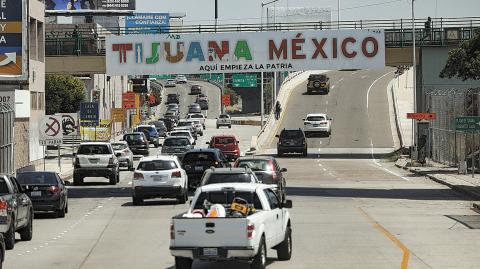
[440,30,480,81]
[45,75,85,115]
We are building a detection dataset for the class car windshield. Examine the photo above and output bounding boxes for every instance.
[183,152,215,163]
[178,122,192,127]
[136,126,155,133]
[214,137,235,145]
[78,145,111,155]
[17,172,58,185]
[0,178,9,193]
[111,143,128,150]
[193,191,263,210]
[219,115,229,118]
[310,75,327,81]
[204,173,253,185]
[149,121,166,129]
[137,160,177,171]
[171,132,190,137]
[164,138,190,146]
[280,130,304,139]
[190,114,203,119]
[236,160,272,171]
[306,116,326,121]
[124,134,143,142]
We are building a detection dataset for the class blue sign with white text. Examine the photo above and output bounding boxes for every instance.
[125,13,170,34]
[80,102,99,123]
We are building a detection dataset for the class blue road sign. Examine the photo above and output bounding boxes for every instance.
[80,102,99,123]
[125,13,170,34]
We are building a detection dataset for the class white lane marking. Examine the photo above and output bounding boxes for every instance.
[361,75,368,79]
[370,139,410,181]
[322,168,327,172]
[329,172,334,176]
[366,71,395,109]
[318,163,323,167]
[326,100,329,105]
[338,78,344,82]
[331,85,336,89]
[352,71,357,75]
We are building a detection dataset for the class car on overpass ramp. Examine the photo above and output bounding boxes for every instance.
[303,113,332,137]
[307,74,330,94]
[276,129,308,157]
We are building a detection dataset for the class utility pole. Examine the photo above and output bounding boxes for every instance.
[412,0,417,151]
[215,0,218,32]
[337,0,340,29]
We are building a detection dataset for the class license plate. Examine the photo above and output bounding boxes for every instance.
[152,175,165,181]
[313,124,319,127]
[30,191,42,197]
[195,166,204,171]
[89,158,99,163]
[203,248,218,256]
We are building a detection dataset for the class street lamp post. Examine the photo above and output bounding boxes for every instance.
[412,0,417,152]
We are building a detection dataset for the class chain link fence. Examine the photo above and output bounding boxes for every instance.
[0,103,14,174]
[426,88,480,167]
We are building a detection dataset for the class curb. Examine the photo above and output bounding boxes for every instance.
[395,161,480,201]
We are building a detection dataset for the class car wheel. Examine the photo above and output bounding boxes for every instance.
[276,227,292,261]
[73,174,83,186]
[56,204,66,218]
[117,171,120,183]
[216,125,219,129]
[65,201,69,214]
[251,237,267,269]
[19,211,33,241]
[4,220,15,250]
[177,190,188,204]
[228,125,232,128]
[109,173,117,185]
[174,257,193,269]
[132,196,143,206]
[303,149,308,157]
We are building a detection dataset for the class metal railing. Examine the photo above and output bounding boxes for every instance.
[0,103,14,175]
[45,16,480,56]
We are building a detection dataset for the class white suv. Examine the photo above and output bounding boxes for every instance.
[73,142,120,185]
[187,113,206,129]
[303,113,332,137]
[132,155,188,205]
[216,114,232,129]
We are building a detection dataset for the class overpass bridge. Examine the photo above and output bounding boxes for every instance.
[45,17,480,74]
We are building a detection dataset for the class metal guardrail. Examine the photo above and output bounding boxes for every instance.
[45,17,480,56]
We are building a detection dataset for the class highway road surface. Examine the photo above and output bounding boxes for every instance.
[5,74,480,269]
[265,68,397,155]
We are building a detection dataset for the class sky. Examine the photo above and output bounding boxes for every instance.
[135,0,480,24]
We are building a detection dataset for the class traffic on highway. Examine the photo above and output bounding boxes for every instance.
[1,1,480,269]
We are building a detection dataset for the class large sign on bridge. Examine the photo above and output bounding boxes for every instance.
[106,29,385,75]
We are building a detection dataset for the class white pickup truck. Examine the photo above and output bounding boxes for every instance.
[170,183,293,269]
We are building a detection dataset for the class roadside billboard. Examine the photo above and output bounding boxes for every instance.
[125,13,170,34]
[45,0,135,11]
[0,0,27,81]
[106,29,385,76]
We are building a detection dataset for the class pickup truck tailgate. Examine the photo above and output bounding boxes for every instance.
[172,218,249,247]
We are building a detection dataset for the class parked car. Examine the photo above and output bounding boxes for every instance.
[276,129,307,157]
[123,132,150,155]
[181,149,230,189]
[73,142,120,185]
[200,167,260,186]
[187,113,206,129]
[134,125,160,148]
[0,174,33,250]
[303,113,332,137]
[168,130,196,145]
[175,75,188,84]
[216,114,232,129]
[132,156,188,205]
[188,103,202,114]
[170,183,293,269]
[166,93,180,104]
[111,141,134,170]
[149,120,168,137]
[207,135,241,161]
[307,73,330,94]
[190,84,202,95]
[17,171,69,218]
[161,136,194,159]
[165,79,176,87]
[234,156,287,202]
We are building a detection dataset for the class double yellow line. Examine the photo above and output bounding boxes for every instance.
[358,208,410,269]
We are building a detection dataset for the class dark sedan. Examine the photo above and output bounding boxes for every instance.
[17,171,68,218]
[234,156,287,202]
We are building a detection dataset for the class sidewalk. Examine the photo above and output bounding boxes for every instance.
[395,157,480,209]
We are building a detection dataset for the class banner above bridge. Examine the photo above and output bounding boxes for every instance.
[106,29,385,76]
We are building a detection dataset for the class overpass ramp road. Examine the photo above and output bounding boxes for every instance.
[261,68,397,156]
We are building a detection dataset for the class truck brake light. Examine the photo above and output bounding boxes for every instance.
[247,223,255,239]
[170,223,175,240]
[171,171,182,178]
[133,172,144,180]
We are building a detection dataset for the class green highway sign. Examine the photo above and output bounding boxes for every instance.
[232,74,257,88]
[455,116,480,131]
[199,73,224,83]
[150,74,173,79]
